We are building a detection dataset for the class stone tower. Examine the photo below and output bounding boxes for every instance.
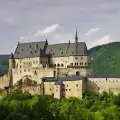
[8,53,15,87]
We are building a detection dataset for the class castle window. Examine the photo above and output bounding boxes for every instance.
[22,49,23,51]
[33,61,35,64]
[75,57,78,59]
[20,71,21,73]
[28,69,30,72]
[50,49,52,51]
[76,84,78,87]
[33,89,34,91]
[36,45,38,48]
[81,57,83,60]
[38,88,39,90]
[35,50,37,53]
[72,52,74,54]
[62,88,65,91]
[69,89,71,91]
[20,65,22,68]
[30,51,32,54]
[56,89,58,92]
[60,48,62,50]
[30,46,32,48]
[61,64,64,67]
[76,63,78,65]
[66,89,67,91]
[34,70,37,75]
[67,85,68,87]
[24,69,26,72]
[61,52,63,54]
[17,52,19,54]
[57,64,60,67]
[36,61,38,64]
[70,63,73,66]
[76,71,80,76]
[53,53,55,55]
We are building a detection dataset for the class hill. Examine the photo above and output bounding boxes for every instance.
[89,42,120,74]
[0,55,9,74]
[0,42,120,74]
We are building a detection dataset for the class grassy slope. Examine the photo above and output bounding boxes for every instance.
[89,42,120,74]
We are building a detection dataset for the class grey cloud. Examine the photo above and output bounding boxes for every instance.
[0,0,120,54]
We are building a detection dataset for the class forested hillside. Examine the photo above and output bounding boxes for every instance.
[0,55,9,74]
[89,42,120,74]
[0,90,120,120]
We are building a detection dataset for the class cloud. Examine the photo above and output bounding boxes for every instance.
[91,35,113,47]
[85,28,102,36]
[34,24,60,36]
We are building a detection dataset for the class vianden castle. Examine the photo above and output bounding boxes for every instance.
[0,30,120,99]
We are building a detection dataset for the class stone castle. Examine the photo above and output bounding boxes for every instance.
[0,30,120,99]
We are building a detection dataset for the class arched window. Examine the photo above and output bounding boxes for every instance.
[76,71,80,76]
[57,64,60,67]
[61,64,64,67]
[34,70,37,75]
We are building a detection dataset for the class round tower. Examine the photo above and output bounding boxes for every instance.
[9,53,15,70]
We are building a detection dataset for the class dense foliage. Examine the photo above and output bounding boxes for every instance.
[0,90,120,120]
[89,42,120,74]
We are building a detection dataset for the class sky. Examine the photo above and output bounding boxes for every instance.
[0,0,120,54]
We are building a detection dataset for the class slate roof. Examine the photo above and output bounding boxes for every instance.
[14,41,47,58]
[13,40,88,58]
[88,74,120,78]
[46,42,88,57]
[44,75,84,82]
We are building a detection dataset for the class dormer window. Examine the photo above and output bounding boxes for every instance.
[36,45,38,48]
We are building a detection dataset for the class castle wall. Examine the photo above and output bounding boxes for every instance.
[0,75,9,89]
[44,81,55,96]
[50,57,69,68]
[63,80,83,98]
[22,85,41,95]
[68,56,89,66]
[87,78,120,95]
[12,68,55,85]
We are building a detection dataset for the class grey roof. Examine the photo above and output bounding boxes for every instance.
[13,40,88,58]
[88,74,120,78]
[44,75,84,82]
[46,42,88,57]
[14,41,47,58]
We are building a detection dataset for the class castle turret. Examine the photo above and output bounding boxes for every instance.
[8,53,15,87]
[9,53,15,70]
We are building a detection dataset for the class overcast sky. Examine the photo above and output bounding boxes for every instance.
[0,0,120,54]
